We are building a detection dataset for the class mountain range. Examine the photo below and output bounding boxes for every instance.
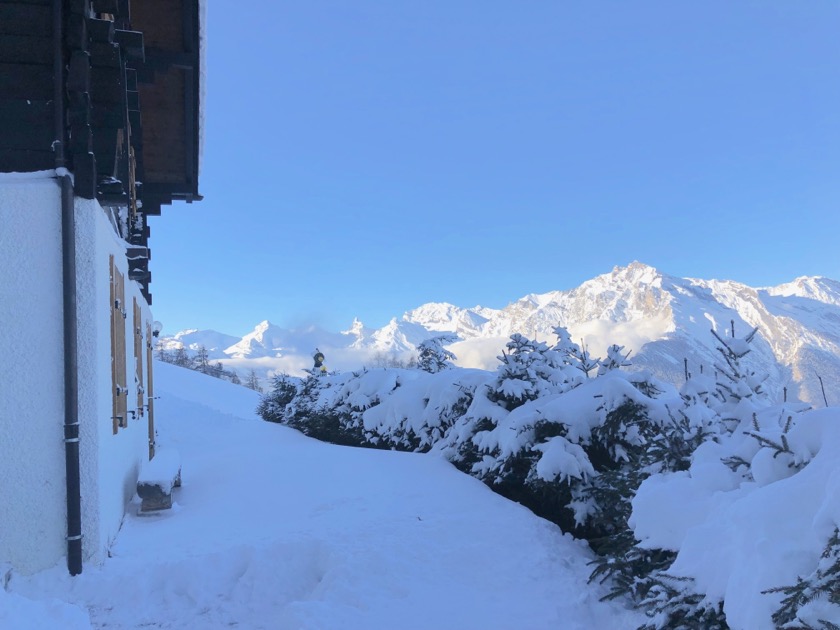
[158,262,840,405]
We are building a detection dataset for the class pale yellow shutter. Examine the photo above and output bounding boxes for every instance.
[110,256,128,433]
[146,321,155,460]
[134,298,144,415]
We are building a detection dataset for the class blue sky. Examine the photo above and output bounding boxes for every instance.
[149,1,840,337]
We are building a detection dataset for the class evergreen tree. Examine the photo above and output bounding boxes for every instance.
[194,345,210,374]
[172,346,191,368]
[598,344,632,376]
[552,326,599,378]
[245,369,263,393]
[487,334,555,409]
[417,334,459,373]
[155,342,173,363]
[710,324,768,423]
[257,373,298,423]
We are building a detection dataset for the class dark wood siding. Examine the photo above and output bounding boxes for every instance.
[138,67,186,184]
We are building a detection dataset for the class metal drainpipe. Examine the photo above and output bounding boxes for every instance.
[62,174,83,577]
[55,0,83,576]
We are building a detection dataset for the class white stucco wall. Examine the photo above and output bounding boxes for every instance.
[0,174,154,574]
[0,176,68,574]
[77,198,151,564]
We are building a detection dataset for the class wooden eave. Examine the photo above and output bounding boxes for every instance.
[131,0,202,216]
[0,0,202,304]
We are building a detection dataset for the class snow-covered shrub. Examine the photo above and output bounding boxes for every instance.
[416,334,459,373]
[257,374,298,423]
[548,325,601,378]
[637,574,729,630]
[628,327,833,630]
[444,351,674,541]
[448,331,585,472]
[361,368,486,452]
[598,343,632,376]
[765,528,840,629]
[710,326,769,433]
[259,365,488,452]
[275,372,364,446]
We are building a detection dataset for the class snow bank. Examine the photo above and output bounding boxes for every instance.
[6,363,644,629]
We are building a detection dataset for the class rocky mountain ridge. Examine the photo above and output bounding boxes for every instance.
[158,262,840,405]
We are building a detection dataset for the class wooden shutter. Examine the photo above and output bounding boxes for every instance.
[110,256,128,433]
[146,321,155,459]
[134,298,144,416]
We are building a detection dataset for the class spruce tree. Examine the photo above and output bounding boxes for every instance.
[245,369,263,393]
[417,334,458,373]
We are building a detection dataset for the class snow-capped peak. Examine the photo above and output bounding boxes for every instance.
[766,276,840,306]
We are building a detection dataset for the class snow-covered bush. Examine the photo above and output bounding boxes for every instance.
[441,332,675,542]
[628,327,830,630]
[277,371,365,446]
[361,368,485,451]
[416,334,459,373]
[764,528,840,629]
[256,374,298,423]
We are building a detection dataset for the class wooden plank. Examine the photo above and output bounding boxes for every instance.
[126,90,138,111]
[90,66,125,104]
[72,150,96,198]
[87,17,114,42]
[92,0,119,15]
[115,265,128,429]
[89,41,120,68]
[68,123,92,154]
[65,12,87,50]
[134,298,144,415]
[137,67,185,184]
[110,255,119,434]
[0,122,54,151]
[68,104,91,127]
[125,67,137,91]
[0,4,51,36]
[0,62,53,100]
[130,0,182,51]
[67,51,90,93]
[92,129,120,177]
[0,148,54,171]
[0,34,52,64]
[68,0,91,15]
[146,321,155,459]
[128,110,141,142]
[114,29,143,62]
[91,102,125,127]
[0,97,53,126]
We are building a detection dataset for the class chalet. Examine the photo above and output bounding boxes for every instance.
[0,0,202,576]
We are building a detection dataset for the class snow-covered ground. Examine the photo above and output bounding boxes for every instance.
[2,361,644,629]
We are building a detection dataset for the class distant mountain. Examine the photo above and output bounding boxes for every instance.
[158,262,840,405]
[157,329,240,359]
[223,320,343,359]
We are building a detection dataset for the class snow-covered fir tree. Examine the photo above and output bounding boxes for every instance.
[416,334,459,373]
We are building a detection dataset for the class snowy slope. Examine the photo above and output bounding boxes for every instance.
[3,362,644,630]
[159,263,840,404]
